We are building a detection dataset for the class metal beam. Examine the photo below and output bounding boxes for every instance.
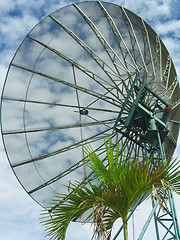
[11,63,121,108]
[138,200,159,240]
[98,1,139,90]
[2,96,119,113]
[3,119,115,135]
[141,19,156,81]
[74,3,130,77]
[122,7,148,73]
[11,127,112,167]
[28,34,122,103]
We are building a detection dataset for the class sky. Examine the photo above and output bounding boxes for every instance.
[0,0,180,240]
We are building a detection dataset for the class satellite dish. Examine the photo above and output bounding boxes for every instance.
[1,0,180,212]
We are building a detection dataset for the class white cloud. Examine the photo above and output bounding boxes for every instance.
[113,0,171,21]
[155,19,180,38]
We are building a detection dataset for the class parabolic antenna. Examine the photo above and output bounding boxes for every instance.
[1,0,180,213]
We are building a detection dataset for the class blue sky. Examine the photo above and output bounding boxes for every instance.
[0,0,180,239]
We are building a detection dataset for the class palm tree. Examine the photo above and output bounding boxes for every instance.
[41,138,180,240]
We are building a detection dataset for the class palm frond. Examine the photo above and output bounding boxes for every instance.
[41,138,180,240]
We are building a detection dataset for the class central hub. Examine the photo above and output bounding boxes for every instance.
[114,77,171,150]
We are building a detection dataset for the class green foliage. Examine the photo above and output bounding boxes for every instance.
[41,138,180,240]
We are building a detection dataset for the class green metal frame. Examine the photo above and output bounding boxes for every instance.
[113,77,180,239]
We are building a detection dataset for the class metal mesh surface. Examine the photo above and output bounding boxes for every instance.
[1,1,180,207]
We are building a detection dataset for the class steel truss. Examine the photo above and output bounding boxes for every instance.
[112,77,180,239]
